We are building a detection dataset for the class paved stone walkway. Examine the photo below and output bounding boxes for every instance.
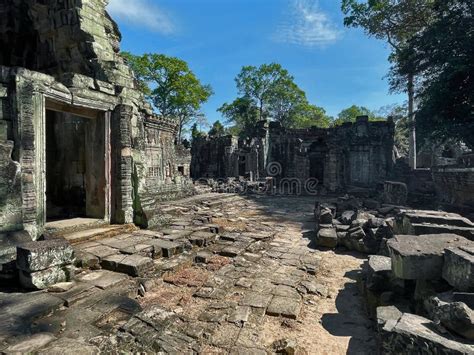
[0,194,375,354]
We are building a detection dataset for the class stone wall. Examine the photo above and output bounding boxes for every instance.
[432,153,474,214]
[191,117,395,192]
[0,0,192,238]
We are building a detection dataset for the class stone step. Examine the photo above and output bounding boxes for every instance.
[62,224,138,245]
[44,218,108,236]
[401,211,474,228]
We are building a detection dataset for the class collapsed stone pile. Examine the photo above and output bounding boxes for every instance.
[314,196,474,353]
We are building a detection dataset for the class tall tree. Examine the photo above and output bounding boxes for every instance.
[395,0,474,149]
[122,52,213,142]
[221,63,330,134]
[341,0,435,169]
[334,105,376,125]
[208,120,225,137]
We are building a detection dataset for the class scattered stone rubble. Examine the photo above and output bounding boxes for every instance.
[313,194,474,353]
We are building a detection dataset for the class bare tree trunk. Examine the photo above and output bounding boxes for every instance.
[408,72,417,170]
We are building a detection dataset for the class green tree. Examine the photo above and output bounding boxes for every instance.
[221,63,330,133]
[122,52,213,142]
[218,96,260,138]
[341,0,435,168]
[208,120,225,137]
[191,123,206,141]
[291,104,332,129]
[333,105,383,126]
[395,0,474,149]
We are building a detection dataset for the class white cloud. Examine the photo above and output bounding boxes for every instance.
[274,0,342,47]
[107,0,175,34]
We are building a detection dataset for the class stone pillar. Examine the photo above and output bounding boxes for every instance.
[111,104,133,224]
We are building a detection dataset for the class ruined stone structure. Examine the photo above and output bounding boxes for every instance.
[0,0,192,238]
[192,117,395,191]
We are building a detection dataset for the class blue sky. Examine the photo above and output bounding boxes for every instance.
[107,0,405,126]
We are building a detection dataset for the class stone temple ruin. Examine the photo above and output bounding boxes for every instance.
[192,118,395,192]
[1,1,474,354]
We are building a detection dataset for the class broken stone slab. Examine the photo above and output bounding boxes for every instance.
[189,231,217,247]
[194,251,213,263]
[101,254,153,277]
[366,255,392,292]
[239,292,272,308]
[81,245,118,260]
[16,239,74,273]
[340,210,357,225]
[74,250,100,269]
[298,281,329,297]
[319,208,333,225]
[266,296,302,319]
[394,210,474,239]
[317,227,337,248]
[425,293,474,340]
[443,246,474,291]
[77,269,129,290]
[47,281,75,293]
[453,293,474,309]
[376,305,403,333]
[380,312,474,354]
[19,264,75,290]
[148,239,183,258]
[387,234,472,280]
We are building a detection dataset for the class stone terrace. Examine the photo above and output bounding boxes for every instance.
[0,194,374,354]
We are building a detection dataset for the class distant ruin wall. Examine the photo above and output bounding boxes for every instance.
[192,117,395,192]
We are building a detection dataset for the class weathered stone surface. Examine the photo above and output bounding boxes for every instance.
[266,296,302,319]
[443,246,474,291]
[383,181,408,205]
[148,239,183,258]
[78,270,129,290]
[228,306,251,324]
[239,292,272,308]
[6,333,57,353]
[387,234,472,280]
[380,313,474,354]
[340,210,357,225]
[394,210,474,239]
[47,281,75,293]
[17,239,74,272]
[189,231,216,247]
[102,254,153,277]
[376,305,403,332]
[366,255,392,292]
[19,265,75,289]
[425,294,474,340]
[317,227,337,248]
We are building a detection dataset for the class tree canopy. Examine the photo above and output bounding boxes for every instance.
[122,52,213,142]
[220,63,330,136]
[395,0,474,149]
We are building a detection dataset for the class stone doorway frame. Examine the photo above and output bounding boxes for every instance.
[44,100,112,223]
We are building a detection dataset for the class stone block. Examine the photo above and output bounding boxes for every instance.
[366,255,392,292]
[380,313,474,354]
[239,292,272,308]
[266,296,302,319]
[148,239,183,258]
[317,228,337,248]
[19,264,75,290]
[16,239,74,273]
[425,294,474,340]
[387,234,472,280]
[443,246,474,291]
[189,231,216,247]
[102,254,153,277]
[340,210,357,225]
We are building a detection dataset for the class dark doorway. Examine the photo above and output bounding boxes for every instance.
[46,109,106,221]
[238,156,246,176]
[310,155,325,184]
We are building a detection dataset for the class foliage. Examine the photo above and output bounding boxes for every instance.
[333,105,385,126]
[208,120,225,137]
[191,123,206,141]
[122,52,213,142]
[395,0,474,149]
[220,63,330,135]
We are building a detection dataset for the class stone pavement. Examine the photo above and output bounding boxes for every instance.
[0,194,374,354]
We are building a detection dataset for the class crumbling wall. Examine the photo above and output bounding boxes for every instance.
[432,153,474,214]
[0,0,192,237]
[192,117,395,191]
